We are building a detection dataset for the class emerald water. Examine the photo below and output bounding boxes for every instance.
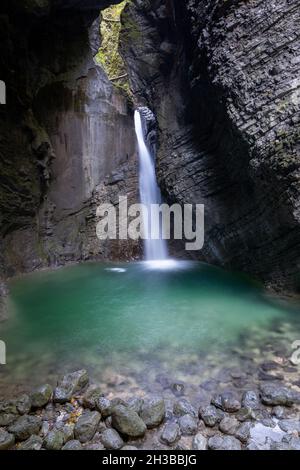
[1,261,300,393]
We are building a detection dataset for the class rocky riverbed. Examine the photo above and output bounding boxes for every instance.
[1,341,300,451]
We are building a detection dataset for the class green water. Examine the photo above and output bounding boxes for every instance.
[1,260,300,389]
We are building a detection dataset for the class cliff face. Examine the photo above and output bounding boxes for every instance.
[121,0,300,291]
[0,0,140,284]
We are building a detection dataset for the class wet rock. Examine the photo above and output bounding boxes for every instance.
[18,435,43,450]
[0,399,18,415]
[173,399,197,417]
[31,384,53,408]
[212,391,241,413]
[16,394,32,415]
[140,396,165,428]
[127,397,144,414]
[82,385,102,409]
[271,406,286,419]
[192,433,207,450]
[199,405,222,427]
[44,429,65,450]
[100,428,124,450]
[54,370,89,404]
[0,429,15,450]
[83,442,105,450]
[62,439,83,450]
[208,435,241,450]
[74,410,101,443]
[0,413,17,426]
[248,422,285,450]
[171,382,185,397]
[278,418,300,433]
[112,405,146,438]
[160,422,180,445]
[260,383,300,406]
[8,415,42,441]
[178,414,198,435]
[219,417,239,435]
[241,390,260,410]
[235,422,252,443]
[96,397,112,417]
[122,445,138,450]
[60,424,74,443]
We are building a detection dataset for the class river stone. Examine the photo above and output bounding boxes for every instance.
[199,405,222,427]
[241,390,260,410]
[82,385,102,409]
[62,439,83,450]
[127,397,144,414]
[248,422,285,450]
[18,435,43,450]
[31,384,53,408]
[83,441,105,450]
[271,406,286,419]
[0,429,15,450]
[208,435,241,450]
[96,397,112,417]
[54,370,89,403]
[112,405,146,438]
[278,418,300,433]
[59,423,74,443]
[212,391,241,413]
[235,421,252,443]
[160,422,180,445]
[0,413,17,426]
[219,417,239,435]
[8,415,42,441]
[16,394,32,415]
[178,414,198,435]
[260,383,300,406]
[122,445,138,450]
[74,410,100,443]
[100,428,124,449]
[140,396,165,428]
[173,399,197,417]
[44,430,65,450]
[192,433,207,450]
[0,399,18,415]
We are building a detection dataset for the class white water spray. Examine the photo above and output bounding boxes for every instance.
[134,109,168,261]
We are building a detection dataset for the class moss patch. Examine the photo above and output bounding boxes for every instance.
[96,1,130,95]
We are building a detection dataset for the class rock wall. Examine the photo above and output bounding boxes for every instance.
[121,0,300,291]
[0,0,140,288]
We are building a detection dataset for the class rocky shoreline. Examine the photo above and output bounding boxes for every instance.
[1,361,300,451]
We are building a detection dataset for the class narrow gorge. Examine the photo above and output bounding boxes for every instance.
[1,0,300,454]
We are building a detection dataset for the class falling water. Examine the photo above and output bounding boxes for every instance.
[134,109,168,261]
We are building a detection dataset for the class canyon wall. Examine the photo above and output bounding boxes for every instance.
[121,0,300,292]
[0,0,140,291]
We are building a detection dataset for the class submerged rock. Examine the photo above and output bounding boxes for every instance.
[140,396,165,428]
[219,417,239,435]
[8,415,42,441]
[0,429,15,450]
[241,390,260,410]
[54,370,89,403]
[112,405,146,438]
[96,397,112,417]
[31,384,53,408]
[260,383,300,406]
[16,394,32,415]
[100,428,124,450]
[74,410,101,443]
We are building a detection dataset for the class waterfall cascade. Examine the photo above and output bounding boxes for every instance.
[134,109,168,261]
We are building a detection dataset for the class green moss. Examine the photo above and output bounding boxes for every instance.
[95,1,131,96]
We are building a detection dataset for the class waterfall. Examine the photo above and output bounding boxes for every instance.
[134,109,168,261]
